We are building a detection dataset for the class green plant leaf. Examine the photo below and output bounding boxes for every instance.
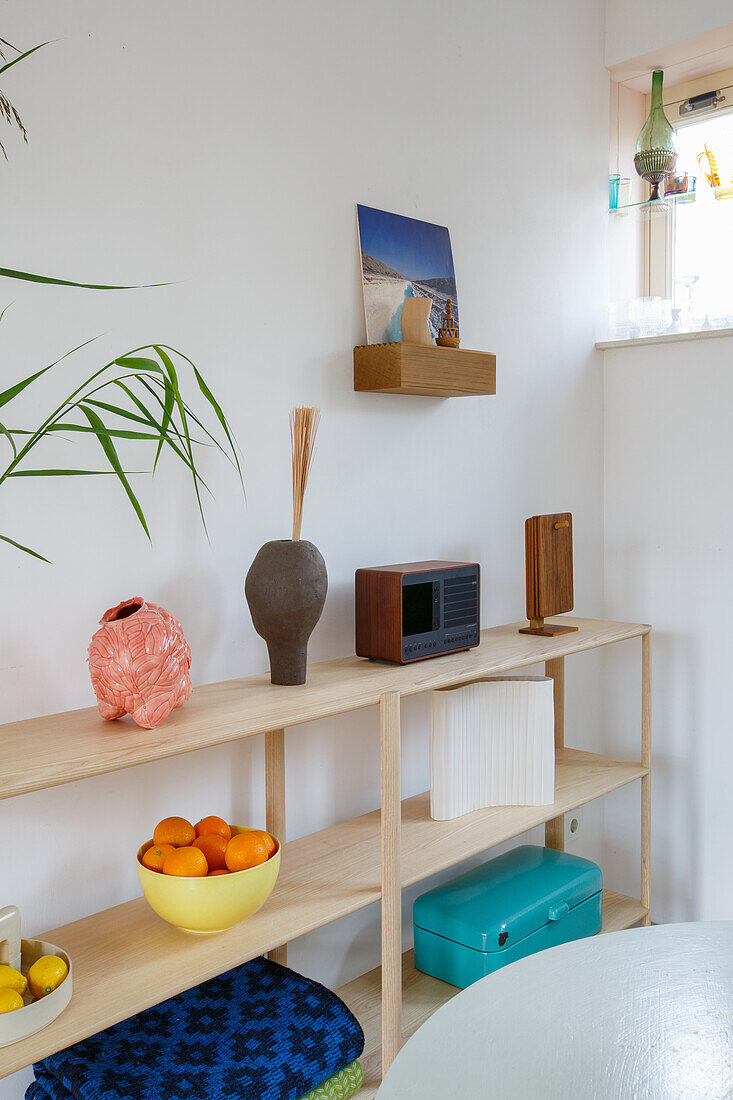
[0,363,53,408]
[0,42,49,77]
[0,343,101,481]
[0,335,100,417]
[110,380,210,489]
[154,375,175,472]
[80,405,150,539]
[43,413,209,448]
[111,342,239,467]
[0,418,17,458]
[154,345,207,534]
[160,344,243,488]
[1,342,116,476]
[84,396,160,428]
[8,468,139,476]
[45,422,164,441]
[145,373,233,468]
[0,340,244,559]
[0,267,168,291]
[0,533,50,562]
[114,355,163,373]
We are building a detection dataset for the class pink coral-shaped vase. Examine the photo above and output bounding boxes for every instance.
[88,597,192,729]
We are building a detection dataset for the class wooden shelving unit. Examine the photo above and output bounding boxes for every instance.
[0,616,651,1093]
[353,342,496,396]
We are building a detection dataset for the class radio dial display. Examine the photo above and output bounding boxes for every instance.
[402,581,433,637]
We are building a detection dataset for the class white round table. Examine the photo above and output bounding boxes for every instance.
[378,923,733,1099]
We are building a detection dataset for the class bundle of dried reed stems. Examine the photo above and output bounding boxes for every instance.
[290,406,321,541]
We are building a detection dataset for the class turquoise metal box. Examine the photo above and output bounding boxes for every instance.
[413,845,602,989]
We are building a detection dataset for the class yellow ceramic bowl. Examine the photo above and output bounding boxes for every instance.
[137,827,281,933]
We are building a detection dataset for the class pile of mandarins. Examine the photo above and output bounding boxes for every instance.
[141,816,277,877]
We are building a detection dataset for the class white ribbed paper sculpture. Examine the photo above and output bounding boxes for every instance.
[430,677,555,821]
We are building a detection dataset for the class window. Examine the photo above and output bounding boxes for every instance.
[671,111,733,321]
[649,68,733,324]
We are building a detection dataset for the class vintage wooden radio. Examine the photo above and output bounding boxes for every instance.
[355,561,480,664]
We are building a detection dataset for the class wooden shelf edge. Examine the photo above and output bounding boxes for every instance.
[341,891,648,1089]
[1,618,650,804]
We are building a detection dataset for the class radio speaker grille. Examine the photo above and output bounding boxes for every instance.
[444,574,479,629]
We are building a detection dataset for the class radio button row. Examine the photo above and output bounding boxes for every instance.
[405,632,479,656]
[405,640,443,656]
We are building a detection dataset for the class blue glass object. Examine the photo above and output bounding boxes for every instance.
[609,173,621,209]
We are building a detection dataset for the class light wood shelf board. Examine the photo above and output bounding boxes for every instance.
[0,752,646,1079]
[341,890,647,1088]
[0,618,648,803]
[601,890,649,932]
[400,750,647,888]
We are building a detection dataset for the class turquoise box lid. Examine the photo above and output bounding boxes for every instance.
[413,845,602,953]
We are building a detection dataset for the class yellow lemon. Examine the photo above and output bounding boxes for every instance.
[0,964,27,996]
[28,955,68,1000]
[0,988,23,1013]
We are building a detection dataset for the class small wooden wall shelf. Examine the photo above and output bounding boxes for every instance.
[353,342,496,397]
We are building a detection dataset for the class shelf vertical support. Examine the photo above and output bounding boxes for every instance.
[380,691,402,1076]
[641,632,652,925]
[265,728,288,965]
[545,657,565,851]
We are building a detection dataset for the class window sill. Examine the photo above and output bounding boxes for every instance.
[596,326,733,351]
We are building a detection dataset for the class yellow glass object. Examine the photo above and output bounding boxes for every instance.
[137,826,281,933]
[697,143,733,198]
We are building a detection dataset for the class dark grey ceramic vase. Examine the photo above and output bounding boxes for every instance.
[245,539,328,685]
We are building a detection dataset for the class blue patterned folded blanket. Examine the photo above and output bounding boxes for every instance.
[27,956,364,1100]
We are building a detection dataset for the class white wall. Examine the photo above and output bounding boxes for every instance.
[603,334,733,922]
[608,81,646,305]
[0,1,609,1093]
[605,0,733,67]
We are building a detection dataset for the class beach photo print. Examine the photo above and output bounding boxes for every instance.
[356,204,459,344]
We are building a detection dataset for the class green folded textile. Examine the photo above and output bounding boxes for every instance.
[300,1061,364,1100]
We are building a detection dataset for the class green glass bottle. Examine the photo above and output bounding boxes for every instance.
[634,69,678,200]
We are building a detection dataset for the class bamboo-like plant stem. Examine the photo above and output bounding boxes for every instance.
[290,406,321,542]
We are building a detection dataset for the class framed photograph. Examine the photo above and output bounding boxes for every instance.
[356,204,459,345]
